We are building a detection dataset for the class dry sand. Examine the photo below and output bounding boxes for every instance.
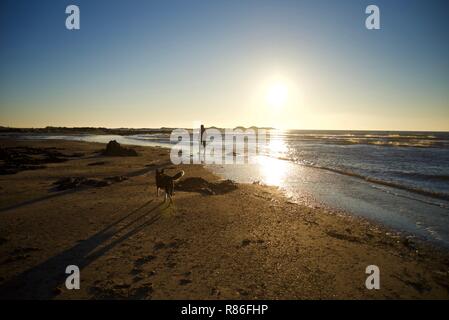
[0,138,448,299]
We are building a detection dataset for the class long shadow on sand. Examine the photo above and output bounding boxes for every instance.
[0,162,171,214]
[0,199,167,299]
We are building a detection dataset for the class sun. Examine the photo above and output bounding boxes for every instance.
[266,83,288,109]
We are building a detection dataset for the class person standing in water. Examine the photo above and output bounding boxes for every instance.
[200,124,206,161]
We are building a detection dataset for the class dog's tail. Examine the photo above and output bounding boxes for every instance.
[171,170,185,181]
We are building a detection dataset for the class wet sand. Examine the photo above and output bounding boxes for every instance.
[0,138,448,299]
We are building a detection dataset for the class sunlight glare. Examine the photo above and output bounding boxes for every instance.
[266,83,288,109]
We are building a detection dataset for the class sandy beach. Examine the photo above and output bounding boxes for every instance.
[0,138,448,299]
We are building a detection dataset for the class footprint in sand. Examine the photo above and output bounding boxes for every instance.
[240,239,265,248]
[129,285,153,299]
[179,279,192,286]
[165,262,177,268]
[153,241,165,251]
[1,247,41,265]
[153,239,185,251]
[134,255,156,267]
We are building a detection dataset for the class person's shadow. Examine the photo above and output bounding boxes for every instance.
[0,199,166,299]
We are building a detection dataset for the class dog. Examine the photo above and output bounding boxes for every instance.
[155,168,185,203]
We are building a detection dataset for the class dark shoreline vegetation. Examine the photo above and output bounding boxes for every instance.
[0,126,175,135]
[0,140,138,175]
[0,146,83,175]
[0,126,276,135]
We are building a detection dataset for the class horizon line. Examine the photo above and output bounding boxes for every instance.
[1,125,448,133]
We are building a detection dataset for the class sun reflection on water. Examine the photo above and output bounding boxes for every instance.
[266,130,288,157]
[257,155,289,186]
[257,132,290,186]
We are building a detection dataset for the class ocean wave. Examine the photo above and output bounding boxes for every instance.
[294,163,449,201]
[369,185,449,210]
[285,137,446,148]
[388,171,449,182]
[270,131,449,148]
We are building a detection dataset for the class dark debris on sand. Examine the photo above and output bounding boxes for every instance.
[52,175,128,191]
[89,279,153,300]
[102,140,138,157]
[87,161,107,166]
[176,177,237,195]
[0,146,82,175]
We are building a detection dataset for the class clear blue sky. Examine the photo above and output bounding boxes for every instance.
[1,0,448,130]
